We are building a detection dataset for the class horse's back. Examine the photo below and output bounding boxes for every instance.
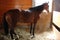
[4,9,34,26]
[18,10,34,23]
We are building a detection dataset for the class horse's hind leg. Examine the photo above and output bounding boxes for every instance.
[10,28,19,40]
[13,31,19,39]
[10,29,14,40]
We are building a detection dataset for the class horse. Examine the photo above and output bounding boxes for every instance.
[2,3,49,40]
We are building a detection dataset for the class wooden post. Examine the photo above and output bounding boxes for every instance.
[50,0,54,29]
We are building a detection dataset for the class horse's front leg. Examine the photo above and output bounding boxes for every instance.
[32,22,36,38]
[30,22,36,39]
[30,23,33,35]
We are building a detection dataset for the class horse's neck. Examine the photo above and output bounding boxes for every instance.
[44,9,49,13]
[34,12,40,19]
[46,9,49,13]
[34,9,44,19]
[36,10,43,15]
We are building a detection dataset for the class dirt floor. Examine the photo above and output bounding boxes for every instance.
[0,26,55,40]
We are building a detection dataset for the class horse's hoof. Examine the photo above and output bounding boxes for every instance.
[15,38,19,40]
[16,35,19,39]
[30,35,35,39]
[31,36,35,39]
[12,39,15,40]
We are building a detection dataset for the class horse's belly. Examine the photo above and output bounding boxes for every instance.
[17,13,34,23]
[17,19,33,26]
[18,17,34,23]
[18,19,33,23]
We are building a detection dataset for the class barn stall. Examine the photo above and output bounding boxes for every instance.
[0,0,55,40]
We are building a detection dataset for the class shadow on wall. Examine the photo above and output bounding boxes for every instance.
[35,11,51,34]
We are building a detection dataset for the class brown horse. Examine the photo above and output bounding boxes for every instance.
[2,3,49,40]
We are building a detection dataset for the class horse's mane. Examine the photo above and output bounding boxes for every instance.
[29,4,44,12]
[29,3,48,12]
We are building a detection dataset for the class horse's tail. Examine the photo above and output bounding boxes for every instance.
[2,12,9,35]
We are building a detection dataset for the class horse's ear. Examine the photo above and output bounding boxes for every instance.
[48,1,49,4]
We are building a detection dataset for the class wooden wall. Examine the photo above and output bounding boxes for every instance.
[0,0,32,32]
[0,0,32,23]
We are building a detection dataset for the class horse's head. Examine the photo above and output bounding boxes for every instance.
[43,3,49,11]
[29,2,49,13]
